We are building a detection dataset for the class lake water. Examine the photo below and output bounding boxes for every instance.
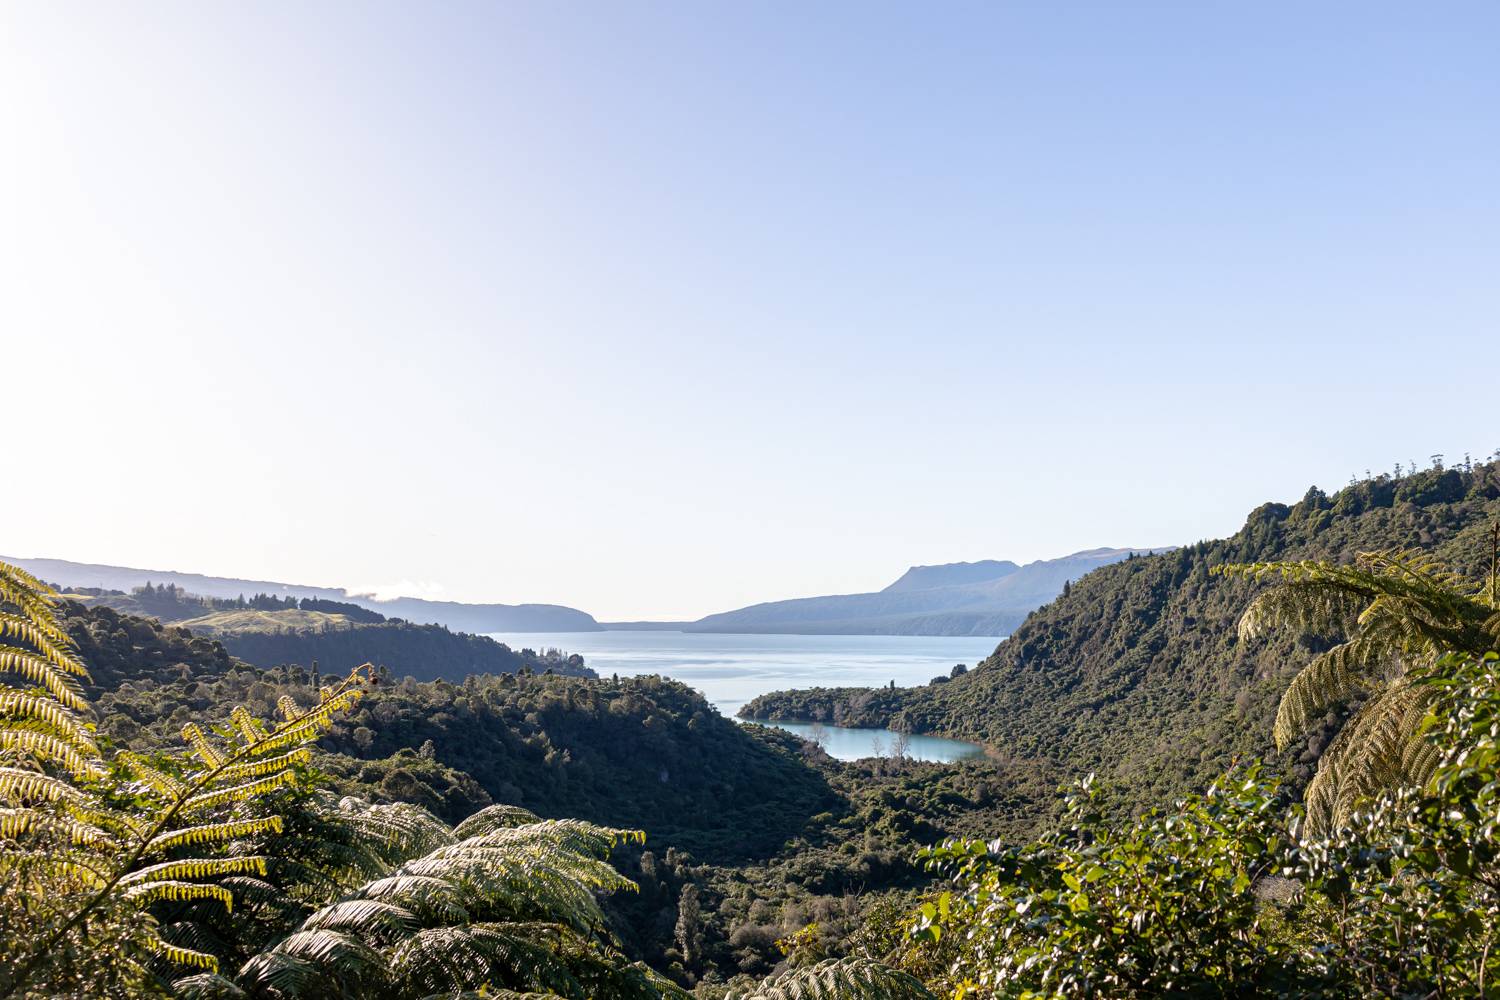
[758,720,987,763]
[485,630,1001,762]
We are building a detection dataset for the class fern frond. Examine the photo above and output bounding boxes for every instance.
[251,700,356,754]
[119,750,189,798]
[229,705,268,744]
[1238,583,1366,643]
[1360,549,1470,597]
[172,973,249,999]
[0,568,72,648]
[0,560,59,597]
[181,723,227,769]
[235,949,330,998]
[0,728,102,777]
[243,929,388,993]
[217,748,311,782]
[125,879,235,910]
[1483,609,1500,645]
[1273,637,1389,749]
[0,611,88,677]
[213,876,285,915]
[146,815,284,854]
[40,855,112,887]
[453,803,544,839]
[340,799,456,858]
[1328,682,1434,828]
[395,850,628,932]
[302,898,418,935]
[179,770,298,814]
[121,855,267,885]
[390,922,580,997]
[0,687,96,753]
[458,817,643,858]
[1404,718,1444,789]
[160,919,235,965]
[0,765,83,803]
[1300,681,1437,834]
[0,806,111,846]
[69,802,146,840]
[354,873,472,924]
[737,957,937,999]
[0,623,372,1000]
[0,648,90,713]
[149,935,221,972]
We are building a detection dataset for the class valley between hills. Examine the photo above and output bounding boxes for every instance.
[8,459,1500,998]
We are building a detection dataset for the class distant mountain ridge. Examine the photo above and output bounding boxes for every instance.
[686,547,1169,636]
[12,548,1167,639]
[882,560,1020,592]
[737,462,1500,818]
[5,556,603,633]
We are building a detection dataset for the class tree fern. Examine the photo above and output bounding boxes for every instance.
[0,559,373,998]
[1218,546,1500,833]
[452,802,543,838]
[727,958,935,1000]
[229,815,689,999]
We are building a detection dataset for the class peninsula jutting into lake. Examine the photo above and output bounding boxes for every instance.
[5,4,1496,997]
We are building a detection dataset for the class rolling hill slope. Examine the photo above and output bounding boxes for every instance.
[5,555,602,632]
[741,462,1500,808]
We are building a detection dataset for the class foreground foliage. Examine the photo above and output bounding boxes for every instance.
[0,560,374,997]
[1292,652,1500,996]
[1217,545,1500,831]
[915,769,1317,998]
[745,463,1500,821]
[726,958,935,1000]
[179,805,691,1000]
[913,651,1500,998]
[6,562,929,998]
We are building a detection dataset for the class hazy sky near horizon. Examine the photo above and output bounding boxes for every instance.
[2,3,1497,620]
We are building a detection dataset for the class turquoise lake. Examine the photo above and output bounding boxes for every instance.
[484,630,1000,762]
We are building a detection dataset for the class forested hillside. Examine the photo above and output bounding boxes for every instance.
[14,458,1500,996]
[206,617,593,681]
[62,587,593,681]
[744,461,1500,807]
[10,553,603,631]
[56,598,1054,989]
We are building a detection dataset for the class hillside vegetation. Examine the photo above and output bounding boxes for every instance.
[57,597,1057,987]
[64,587,593,681]
[10,553,603,631]
[13,457,1500,997]
[743,461,1500,808]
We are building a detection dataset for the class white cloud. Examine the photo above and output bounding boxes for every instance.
[348,580,448,603]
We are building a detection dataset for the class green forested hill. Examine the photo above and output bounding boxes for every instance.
[61,598,1056,985]
[743,461,1500,808]
[205,615,595,681]
[63,587,594,681]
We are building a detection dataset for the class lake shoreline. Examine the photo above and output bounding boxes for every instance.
[487,629,1001,717]
[741,716,988,763]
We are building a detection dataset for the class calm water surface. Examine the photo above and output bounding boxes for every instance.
[758,720,986,763]
[485,630,1001,762]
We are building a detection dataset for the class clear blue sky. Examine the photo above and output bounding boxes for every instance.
[2,2,1496,619]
